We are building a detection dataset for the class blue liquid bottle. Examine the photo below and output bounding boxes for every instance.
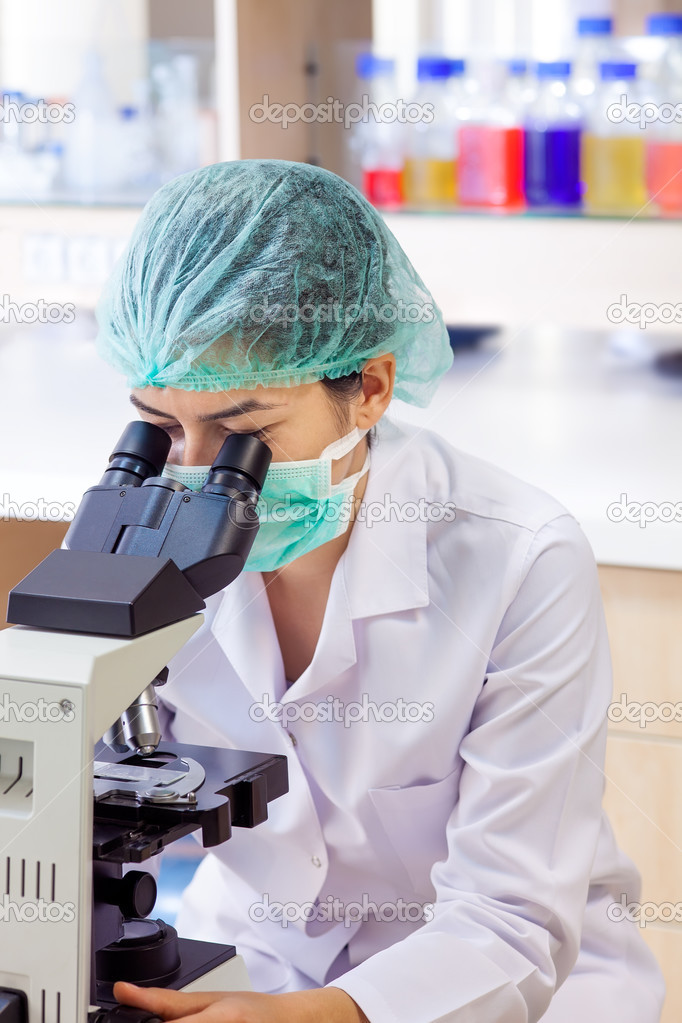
[524,61,582,207]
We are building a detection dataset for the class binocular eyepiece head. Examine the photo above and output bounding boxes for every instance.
[103,421,272,494]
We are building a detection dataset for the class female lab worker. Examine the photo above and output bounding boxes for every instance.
[95,161,665,1023]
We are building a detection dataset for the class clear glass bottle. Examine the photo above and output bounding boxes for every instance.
[353,53,404,209]
[524,61,583,207]
[457,63,525,209]
[582,62,647,213]
[645,14,682,213]
[572,17,614,101]
[506,59,536,113]
[403,57,463,207]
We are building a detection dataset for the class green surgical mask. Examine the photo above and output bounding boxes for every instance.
[162,426,370,572]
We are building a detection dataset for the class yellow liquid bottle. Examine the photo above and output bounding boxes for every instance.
[582,135,647,213]
[403,157,457,205]
[403,57,463,207]
[583,63,649,214]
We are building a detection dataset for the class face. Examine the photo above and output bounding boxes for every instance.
[129,356,396,485]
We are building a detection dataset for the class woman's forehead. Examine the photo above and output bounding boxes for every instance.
[128,384,325,419]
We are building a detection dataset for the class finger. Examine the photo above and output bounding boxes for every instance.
[154,995,274,1023]
[151,1003,249,1023]
[113,982,226,1019]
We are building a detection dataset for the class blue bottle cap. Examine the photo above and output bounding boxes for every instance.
[356,53,395,79]
[508,58,528,75]
[417,56,463,80]
[646,13,682,35]
[599,61,637,80]
[536,60,572,78]
[577,17,613,36]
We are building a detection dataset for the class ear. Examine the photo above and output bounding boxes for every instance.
[355,354,396,429]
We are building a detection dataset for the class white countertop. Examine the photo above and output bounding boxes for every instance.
[0,318,680,571]
[391,326,682,571]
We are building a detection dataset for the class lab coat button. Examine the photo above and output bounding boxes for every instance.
[311,855,322,868]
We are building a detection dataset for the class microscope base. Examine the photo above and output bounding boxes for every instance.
[179,952,252,994]
[96,938,252,1008]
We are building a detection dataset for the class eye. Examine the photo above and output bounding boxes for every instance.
[228,426,270,441]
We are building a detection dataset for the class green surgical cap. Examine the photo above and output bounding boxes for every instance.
[95,160,453,406]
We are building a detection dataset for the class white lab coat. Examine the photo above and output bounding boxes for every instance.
[157,414,665,1023]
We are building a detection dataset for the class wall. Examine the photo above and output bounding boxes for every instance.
[235,0,372,172]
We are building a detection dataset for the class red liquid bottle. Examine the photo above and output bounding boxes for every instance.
[458,125,525,207]
[354,53,404,210]
[646,143,682,213]
[457,65,526,209]
[362,167,404,207]
[644,13,682,214]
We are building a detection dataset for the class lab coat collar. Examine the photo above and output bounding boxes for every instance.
[341,413,430,621]
[210,414,430,704]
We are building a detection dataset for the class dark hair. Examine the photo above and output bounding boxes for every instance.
[321,372,374,449]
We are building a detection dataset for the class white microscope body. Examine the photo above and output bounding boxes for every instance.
[0,617,252,1022]
[0,420,283,1022]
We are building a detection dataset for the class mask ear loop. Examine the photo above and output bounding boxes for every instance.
[340,447,371,489]
[327,430,371,496]
[320,426,370,462]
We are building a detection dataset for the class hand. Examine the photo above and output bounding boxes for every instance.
[113,980,370,1022]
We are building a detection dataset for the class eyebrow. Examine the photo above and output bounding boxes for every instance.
[129,394,286,423]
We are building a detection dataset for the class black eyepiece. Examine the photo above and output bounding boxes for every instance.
[201,434,272,499]
[102,422,173,488]
[211,434,272,489]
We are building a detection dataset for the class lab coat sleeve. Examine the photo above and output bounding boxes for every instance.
[327,513,613,1023]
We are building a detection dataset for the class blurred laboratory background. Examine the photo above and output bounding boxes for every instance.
[0,1,680,1019]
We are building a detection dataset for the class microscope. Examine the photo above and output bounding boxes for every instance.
[0,422,289,1022]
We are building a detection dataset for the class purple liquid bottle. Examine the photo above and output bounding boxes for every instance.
[524,61,583,207]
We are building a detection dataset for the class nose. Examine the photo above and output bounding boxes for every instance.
[172,424,225,467]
